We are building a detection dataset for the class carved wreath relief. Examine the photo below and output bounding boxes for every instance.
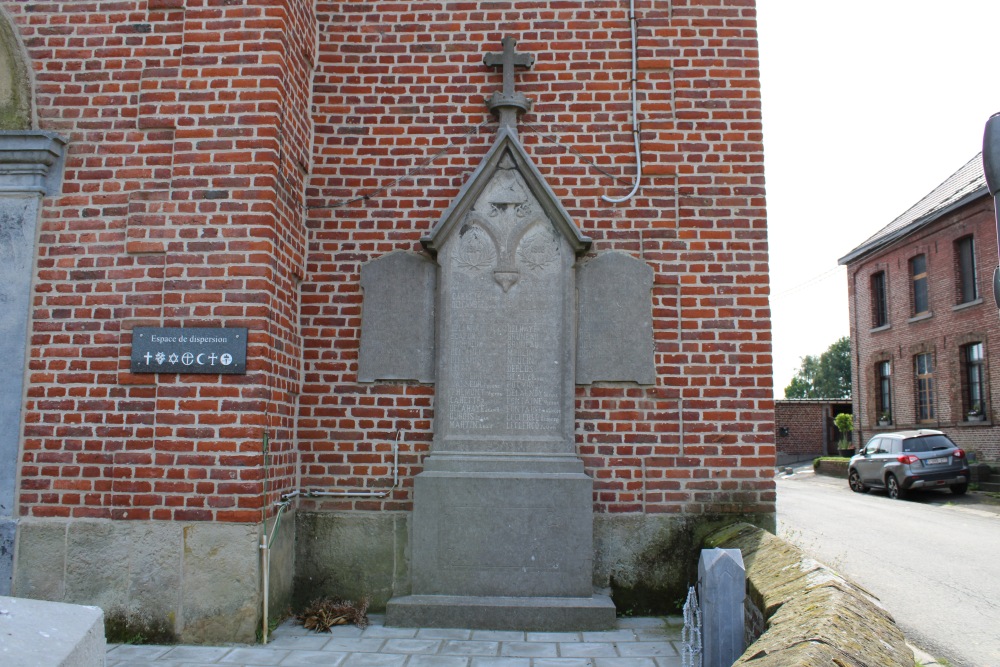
[456,151,558,292]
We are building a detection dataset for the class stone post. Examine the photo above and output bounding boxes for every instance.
[698,547,747,667]
[0,130,67,594]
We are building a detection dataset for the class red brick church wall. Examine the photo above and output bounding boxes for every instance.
[301,0,774,518]
[5,0,316,522]
[6,0,773,523]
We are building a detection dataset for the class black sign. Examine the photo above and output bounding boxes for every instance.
[131,327,248,375]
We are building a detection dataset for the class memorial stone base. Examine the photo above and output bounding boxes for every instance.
[386,592,616,631]
[386,459,615,630]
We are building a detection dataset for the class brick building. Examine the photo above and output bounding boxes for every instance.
[774,399,852,463]
[839,154,1000,461]
[0,0,773,642]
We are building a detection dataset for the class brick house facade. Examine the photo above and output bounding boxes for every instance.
[840,154,1000,461]
[0,0,774,642]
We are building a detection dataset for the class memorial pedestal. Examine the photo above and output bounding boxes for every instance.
[386,593,616,632]
[386,460,615,630]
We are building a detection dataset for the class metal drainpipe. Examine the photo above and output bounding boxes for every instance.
[280,430,401,501]
[260,499,291,644]
[260,531,268,643]
[851,267,863,448]
[260,431,401,643]
[602,0,643,204]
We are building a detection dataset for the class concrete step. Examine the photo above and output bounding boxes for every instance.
[0,596,105,666]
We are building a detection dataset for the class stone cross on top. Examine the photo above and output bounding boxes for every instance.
[484,36,534,129]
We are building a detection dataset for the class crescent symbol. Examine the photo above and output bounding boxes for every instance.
[196,353,206,364]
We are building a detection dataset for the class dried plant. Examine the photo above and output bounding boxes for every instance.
[296,596,370,632]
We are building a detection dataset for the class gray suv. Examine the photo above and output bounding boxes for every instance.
[848,430,970,499]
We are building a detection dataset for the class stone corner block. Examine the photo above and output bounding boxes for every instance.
[711,524,914,667]
[0,595,105,666]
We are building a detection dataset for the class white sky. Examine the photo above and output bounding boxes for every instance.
[757,0,1000,396]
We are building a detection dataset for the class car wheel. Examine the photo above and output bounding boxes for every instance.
[886,474,904,500]
[951,482,968,496]
[848,469,868,493]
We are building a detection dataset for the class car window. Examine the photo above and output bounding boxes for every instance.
[864,439,881,455]
[889,440,901,454]
[902,435,956,453]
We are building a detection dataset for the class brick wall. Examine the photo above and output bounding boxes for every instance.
[846,195,1000,460]
[8,0,774,524]
[773,399,852,461]
[774,401,824,459]
[7,0,316,522]
[301,0,773,518]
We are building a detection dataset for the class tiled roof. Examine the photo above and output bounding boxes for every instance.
[838,153,988,265]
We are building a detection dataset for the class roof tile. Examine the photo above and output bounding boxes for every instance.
[839,153,987,265]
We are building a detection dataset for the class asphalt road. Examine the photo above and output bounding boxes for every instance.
[776,465,1000,667]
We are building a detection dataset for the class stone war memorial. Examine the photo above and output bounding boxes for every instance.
[0,0,774,642]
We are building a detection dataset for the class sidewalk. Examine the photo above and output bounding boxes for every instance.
[106,615,685,667]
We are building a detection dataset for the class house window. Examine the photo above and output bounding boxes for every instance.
[911,254,928,315]
[914,352,934,422]
[962,342,985,418]
[875,361,891,422]
[956,236,977,304]
[871,271,887,327]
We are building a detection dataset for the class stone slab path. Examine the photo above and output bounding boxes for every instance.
[106,615,684,667]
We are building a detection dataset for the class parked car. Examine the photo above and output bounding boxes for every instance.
[848,430,969,499]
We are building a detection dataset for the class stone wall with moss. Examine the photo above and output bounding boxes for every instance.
[13,517,295,644]
[295,512,777,616]
[706,523,913,666]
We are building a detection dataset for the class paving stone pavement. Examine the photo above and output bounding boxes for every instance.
[106,615,685,667]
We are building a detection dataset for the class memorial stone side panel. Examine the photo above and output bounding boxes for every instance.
[0,197,38,530]
[576,251,656,385]
[357,251,436,383]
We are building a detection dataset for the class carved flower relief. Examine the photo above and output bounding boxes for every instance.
[517,225,559,271]
[456,225,496,271]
